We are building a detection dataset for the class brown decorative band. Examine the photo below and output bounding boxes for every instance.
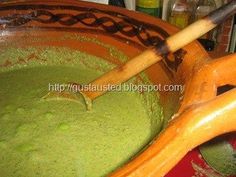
[0,4,185,71]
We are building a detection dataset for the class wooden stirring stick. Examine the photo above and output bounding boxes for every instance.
[81,0,236,100]
[43,1,235,106]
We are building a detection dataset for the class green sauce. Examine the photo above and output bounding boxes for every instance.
[0,46,163,177]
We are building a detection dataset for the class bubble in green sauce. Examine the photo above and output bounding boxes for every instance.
[57,123,70,131]
[16,107,25,114]
[0,140,7,149]
[16,143,36,152]
[44,112,54,120]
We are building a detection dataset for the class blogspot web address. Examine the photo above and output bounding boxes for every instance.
[48,83,184,93]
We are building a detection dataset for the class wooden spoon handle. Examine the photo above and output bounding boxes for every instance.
[84,1,236,100]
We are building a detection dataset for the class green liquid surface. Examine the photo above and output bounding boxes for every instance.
[0,47,163,177]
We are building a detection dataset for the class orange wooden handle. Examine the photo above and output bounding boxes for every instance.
[110,54,236,177]
[110,88,236,177]
[179,53,236,112]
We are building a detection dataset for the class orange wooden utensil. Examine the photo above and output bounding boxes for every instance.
[110,53,236,177]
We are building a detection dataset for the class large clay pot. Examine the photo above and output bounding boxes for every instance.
[0,1,235,177]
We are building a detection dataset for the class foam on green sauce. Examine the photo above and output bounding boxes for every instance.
[0,46,163,177]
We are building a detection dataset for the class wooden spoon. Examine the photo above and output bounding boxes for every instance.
[43,1,236,109]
